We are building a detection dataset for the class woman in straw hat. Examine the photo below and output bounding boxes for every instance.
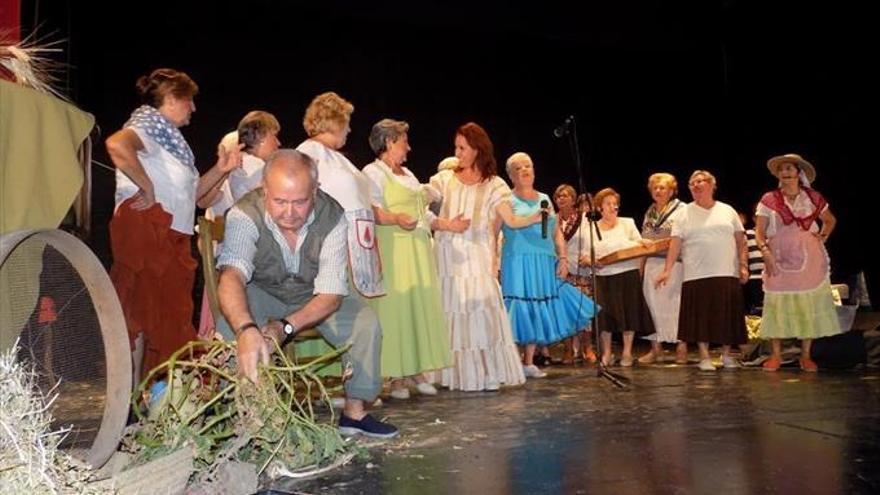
[755,154,839,372]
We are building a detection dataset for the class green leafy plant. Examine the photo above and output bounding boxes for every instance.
[121,339,362,486]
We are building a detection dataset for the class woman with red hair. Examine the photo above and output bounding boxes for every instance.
[429,123,540,391]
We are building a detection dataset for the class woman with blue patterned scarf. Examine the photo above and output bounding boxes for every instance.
[105,67,241,379]
[639,172,688,364]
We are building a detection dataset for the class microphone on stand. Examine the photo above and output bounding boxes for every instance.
[552,115,574,138]
[584,193,602,241]
[540,200,549,238]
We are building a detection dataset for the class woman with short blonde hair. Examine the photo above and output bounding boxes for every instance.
[303,91,354,137]
[294,92,397,432]
[639,172,687,364]
[499,154,598,377]
[297,91,383,294]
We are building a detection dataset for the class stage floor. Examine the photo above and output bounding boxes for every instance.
[272,360,880,494]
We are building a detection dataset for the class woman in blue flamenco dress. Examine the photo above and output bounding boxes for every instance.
[499,152,599,378]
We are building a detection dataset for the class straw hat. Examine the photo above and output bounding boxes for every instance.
[767,153,816,183]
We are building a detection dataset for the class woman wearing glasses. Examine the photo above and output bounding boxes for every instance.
[655,170,748,371]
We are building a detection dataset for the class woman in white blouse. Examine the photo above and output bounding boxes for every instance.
[296,91,384,297]
[578,188,656,367]
[105,67,240,378]
[202,111,281,217]
[655,170,749,371]
[196,111,281,339]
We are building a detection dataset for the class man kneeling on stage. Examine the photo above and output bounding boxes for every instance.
[216,149,398,439]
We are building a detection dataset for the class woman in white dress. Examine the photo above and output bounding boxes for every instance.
[429,122,541,391]
[638,173,688,364]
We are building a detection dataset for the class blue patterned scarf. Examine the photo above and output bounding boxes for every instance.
[642,198,681,238]
[125,105,195,169]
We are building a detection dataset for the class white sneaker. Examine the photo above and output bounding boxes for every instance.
[414,382,438,396]
[390,387,411,400]
[484,379,501,391]
[721,354,741,369]
[523,364,547,378]
[698,359,717,371]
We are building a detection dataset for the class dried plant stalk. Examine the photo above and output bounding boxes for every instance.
[0,341,110,494]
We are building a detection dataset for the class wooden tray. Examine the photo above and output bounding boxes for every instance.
[598,238,671,265]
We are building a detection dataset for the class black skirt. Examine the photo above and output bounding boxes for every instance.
[678,276,748,345]
[594,269,656,335]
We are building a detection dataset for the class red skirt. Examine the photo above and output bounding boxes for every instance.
[110,199,197,373]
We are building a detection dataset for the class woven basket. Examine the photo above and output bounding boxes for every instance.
[90,447,194,494]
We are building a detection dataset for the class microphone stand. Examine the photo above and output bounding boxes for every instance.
[561,116,629,388]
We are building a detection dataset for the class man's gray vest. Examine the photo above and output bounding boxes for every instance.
[235,188,344,306]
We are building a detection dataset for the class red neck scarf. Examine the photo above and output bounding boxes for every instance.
[560,209,582,242]
[760,187,827,231]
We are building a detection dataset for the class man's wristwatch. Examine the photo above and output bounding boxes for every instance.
[279,317,297,345]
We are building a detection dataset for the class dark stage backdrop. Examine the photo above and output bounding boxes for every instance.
[21,0,879,302]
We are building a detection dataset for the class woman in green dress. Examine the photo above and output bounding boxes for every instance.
[363,119,453,399]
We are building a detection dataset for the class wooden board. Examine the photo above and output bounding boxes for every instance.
[598,238,671,265]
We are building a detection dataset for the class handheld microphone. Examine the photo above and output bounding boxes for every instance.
[552,115,574,138]
[540,199,549,238]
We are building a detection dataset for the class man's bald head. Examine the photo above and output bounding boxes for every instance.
[262,149,319,232]
[263,149,318,191]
